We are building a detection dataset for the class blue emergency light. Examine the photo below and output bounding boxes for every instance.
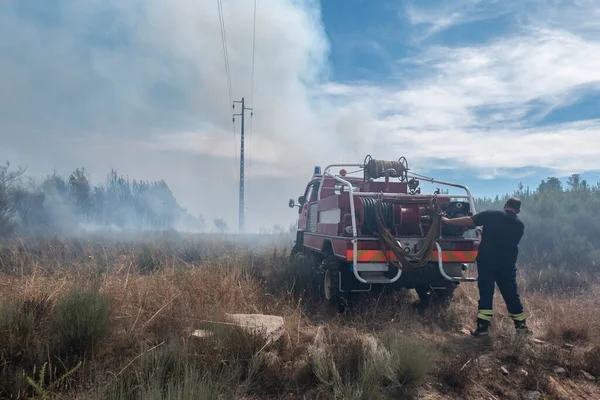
[314,166,321,176]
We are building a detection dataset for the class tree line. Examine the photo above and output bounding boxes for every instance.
[0,162,206,236]
[474,174,600,270]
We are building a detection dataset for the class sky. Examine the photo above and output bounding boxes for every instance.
[1,0,600,232]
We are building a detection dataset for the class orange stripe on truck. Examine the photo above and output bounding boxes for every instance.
[346,250,477,263]
[432,250,477,263]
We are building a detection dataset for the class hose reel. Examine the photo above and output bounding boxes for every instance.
[360,197,394,235]
[363,155,409,182]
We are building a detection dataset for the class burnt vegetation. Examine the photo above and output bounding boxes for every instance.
[0,163,600,398]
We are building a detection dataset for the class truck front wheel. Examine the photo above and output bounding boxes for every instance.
[290,243,303,263]
[320,255,352,313]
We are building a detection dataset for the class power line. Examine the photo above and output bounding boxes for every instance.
[216,0,233,104]
[248,0,257,166]
[216,0,237,182]
[251,0,257,104]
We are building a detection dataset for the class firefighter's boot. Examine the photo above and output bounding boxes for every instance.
[514,320,533,335]
[471,319,490,337]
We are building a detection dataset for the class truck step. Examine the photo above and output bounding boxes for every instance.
[361,275,394,284]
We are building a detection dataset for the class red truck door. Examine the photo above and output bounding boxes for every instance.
[298,180,320,232]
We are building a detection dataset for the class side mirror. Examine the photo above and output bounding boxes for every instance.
[298,195,305,205]
[288,198,296,208]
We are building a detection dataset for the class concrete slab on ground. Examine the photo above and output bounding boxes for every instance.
[192,313,285,343]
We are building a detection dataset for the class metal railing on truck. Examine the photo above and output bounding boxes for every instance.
[316,164,478,285]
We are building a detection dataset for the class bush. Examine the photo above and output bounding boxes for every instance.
[0,295,53,397]
[378,330,436,387]
[307,329,436,399]
[102,321,271,400]
[52,288,112,360]
[102,340,222,400]
[135,243,169,273]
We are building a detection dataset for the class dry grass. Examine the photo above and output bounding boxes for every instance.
[0,234,599,399]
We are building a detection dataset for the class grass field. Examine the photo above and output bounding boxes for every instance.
[0,232,599,399]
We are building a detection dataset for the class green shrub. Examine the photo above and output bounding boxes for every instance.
[103,339,228,400]
[137,369,222,400]
[24,361,82,400]
[0,295,54,397]
[135,243,169,273]
[308,330,435,399]
[52,288,112,360]
[378,330,436,387]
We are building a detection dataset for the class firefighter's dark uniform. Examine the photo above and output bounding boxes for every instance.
[471,209,527,332]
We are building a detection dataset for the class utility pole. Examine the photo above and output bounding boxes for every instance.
[233,97,252,233]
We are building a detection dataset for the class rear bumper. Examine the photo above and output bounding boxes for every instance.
[340,261,475,293]
[351,261,475,282]
[344,242,477,286]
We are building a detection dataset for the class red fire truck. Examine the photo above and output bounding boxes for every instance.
[289,155,479,311]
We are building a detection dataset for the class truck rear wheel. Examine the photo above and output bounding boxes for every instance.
[415,283,455,308]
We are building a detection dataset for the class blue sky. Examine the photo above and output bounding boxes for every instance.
[1,0,600,230]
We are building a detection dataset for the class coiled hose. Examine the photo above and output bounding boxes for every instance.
[360,197,394,235]
[364,157,408,181]
[374,197,442,271]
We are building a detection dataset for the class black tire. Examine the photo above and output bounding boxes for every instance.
[415,283,455,308]
[286,245,322,302]
[432,283,455,306]
[319,255,351,313]
[289,243,303,263]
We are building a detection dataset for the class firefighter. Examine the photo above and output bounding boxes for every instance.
[442,197,532,337]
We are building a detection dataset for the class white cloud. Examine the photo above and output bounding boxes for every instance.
[316,25,600,178]
[405,0,516,41]
[414,28,600,125]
